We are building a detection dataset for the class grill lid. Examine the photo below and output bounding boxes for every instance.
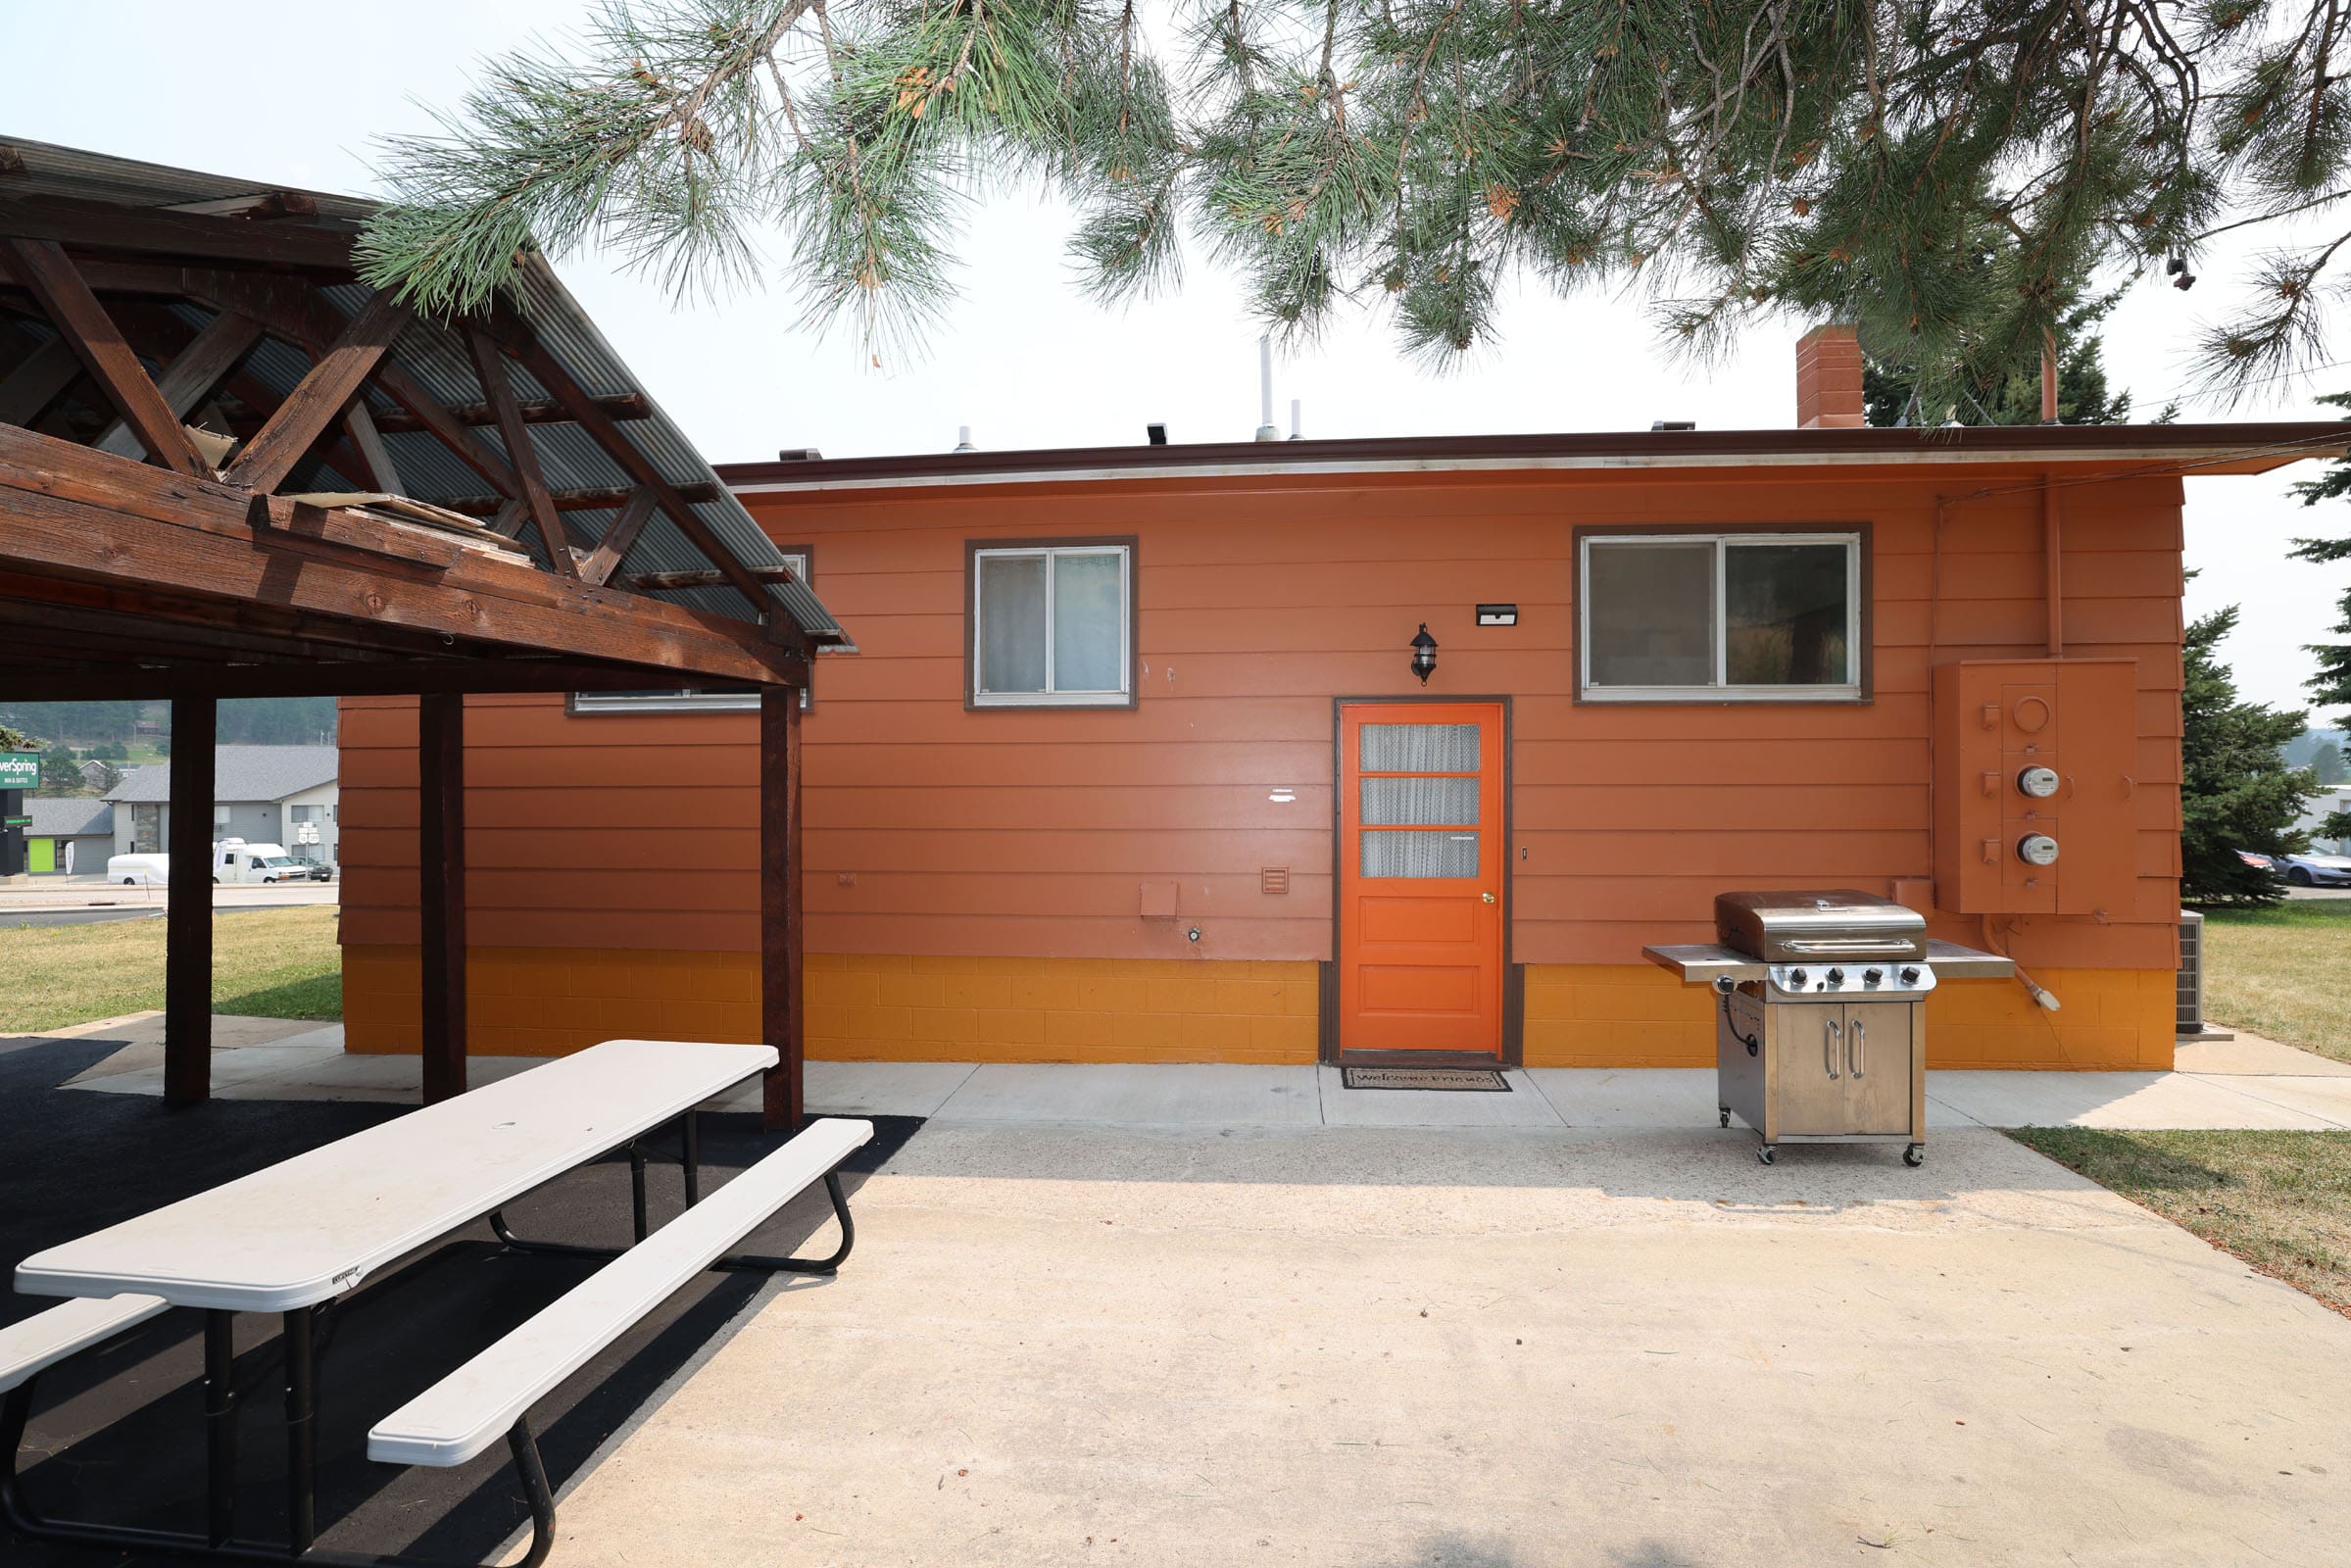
[1714,889,1928,963]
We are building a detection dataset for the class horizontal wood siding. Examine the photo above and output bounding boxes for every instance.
[340,464,2184,984]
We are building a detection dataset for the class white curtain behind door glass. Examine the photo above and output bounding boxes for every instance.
[979,554,1048,692]
[1360,776,1480,825]
[1053,552,1123,691]
[1361,830,1480,878]
[1358,723,1479,772]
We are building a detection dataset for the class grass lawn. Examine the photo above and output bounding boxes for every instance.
[2009,1127,2351,1318]
[0,906,341,1034]
[2196,899,2351,1064]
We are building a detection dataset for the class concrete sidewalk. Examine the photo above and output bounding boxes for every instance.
[54,1017,2351,1131]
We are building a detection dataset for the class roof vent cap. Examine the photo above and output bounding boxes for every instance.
[1651,419,1696,432]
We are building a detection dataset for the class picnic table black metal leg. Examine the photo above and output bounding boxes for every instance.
[203,1310,237,1549]
[628,1142,649,1243]
[683,1109,702,1207]
[715,1169,857,1276]
[285,1305,318,1553]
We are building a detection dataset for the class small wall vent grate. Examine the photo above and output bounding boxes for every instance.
[1261,866,1290,896]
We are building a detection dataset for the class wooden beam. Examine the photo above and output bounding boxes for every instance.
[0,655,790,702]
[417,692,468,1104]
[0,331,80,425]
[433,483,722,517]
[184,273,527,504]
[462,325,574,577]
[366,392,650,436]
[224,289,411,493]
[1,238,205,473]
[0,193,356,270]
[760,685,805,1130]
[0,423,805,685]
[616,564,803,593]
[95,308,261,457]
[164,698,216,1106]
[343,401,401,493]
[497,315,777,622]
[579,488,660,586]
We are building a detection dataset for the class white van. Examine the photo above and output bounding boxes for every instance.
[107,840,311,887]
[106,853,171,886]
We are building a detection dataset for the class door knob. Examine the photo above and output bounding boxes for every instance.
[1481,892,1496,904]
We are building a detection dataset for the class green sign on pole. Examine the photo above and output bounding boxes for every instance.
[0,752,37,791]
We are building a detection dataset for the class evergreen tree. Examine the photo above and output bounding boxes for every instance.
[2290,400,2351,729]
[360,2,2351,405]
[1862,297,2144,427]
[2181,603,2315,906]
[2314,743,2347,786]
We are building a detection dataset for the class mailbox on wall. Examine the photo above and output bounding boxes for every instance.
[1931,659,2140,916]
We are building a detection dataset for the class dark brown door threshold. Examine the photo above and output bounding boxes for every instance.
[1337,1049,1507,1070]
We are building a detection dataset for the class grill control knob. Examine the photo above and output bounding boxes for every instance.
[1863,968,1883,985]
[1788,968,1808,989]
[1827,967,1845,985]
[1899,965,1921,985]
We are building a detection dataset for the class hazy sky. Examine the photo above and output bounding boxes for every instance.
[13,2,2350,716]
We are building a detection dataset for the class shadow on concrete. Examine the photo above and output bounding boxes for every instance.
[1354,1533,1703,1568]
[0,1035,921,1565]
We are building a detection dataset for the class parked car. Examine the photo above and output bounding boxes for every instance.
[2277,852,2351,887]
[303,862,334,883]
[107,841,311,887]
[2234,849,2278,872]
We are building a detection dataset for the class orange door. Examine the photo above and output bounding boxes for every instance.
[1338,703,1505,1055]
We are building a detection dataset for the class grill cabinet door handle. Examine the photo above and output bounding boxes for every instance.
[1849,1017,1865,1078]
[1824,1016,1841,1080]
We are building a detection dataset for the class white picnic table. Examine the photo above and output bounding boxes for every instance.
[9,1037,786,1560]
[17,1039,776,1313]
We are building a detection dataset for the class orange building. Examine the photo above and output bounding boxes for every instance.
[337,346,2346,1073]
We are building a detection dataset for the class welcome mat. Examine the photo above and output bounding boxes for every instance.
[1340,1066,1510,1093]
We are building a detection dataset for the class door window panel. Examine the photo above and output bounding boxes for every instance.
[1361,830,1480,879]
[1360,776,1480,826]
[1359,722,1478,772]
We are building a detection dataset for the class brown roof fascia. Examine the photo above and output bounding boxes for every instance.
[716,421,2351,490]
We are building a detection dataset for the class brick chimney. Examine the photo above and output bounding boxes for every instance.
[1795,323,1865,428]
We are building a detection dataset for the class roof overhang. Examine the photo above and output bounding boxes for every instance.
[720,421,2351,495]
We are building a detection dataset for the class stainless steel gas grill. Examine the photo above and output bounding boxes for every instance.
[1645,890,2015,1166]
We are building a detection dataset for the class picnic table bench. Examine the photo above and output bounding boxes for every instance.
[2,1039,872,1566]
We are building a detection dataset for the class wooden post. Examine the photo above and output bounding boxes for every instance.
[417,692,467,1103]
[760,686,805,1130]
[164,697,216,1105]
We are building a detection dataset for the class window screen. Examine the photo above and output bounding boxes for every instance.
[972,544,1132,706]
[1581,532,1859,699]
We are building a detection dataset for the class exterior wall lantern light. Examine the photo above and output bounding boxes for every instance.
[1410,623,1439,685]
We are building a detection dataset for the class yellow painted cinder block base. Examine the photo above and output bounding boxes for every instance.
[344,948,2173,1070]
[342,947,1320,1063]
[1522,963,2176,1071]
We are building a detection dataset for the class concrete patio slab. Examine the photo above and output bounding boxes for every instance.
[549,1122,2351,1567]
[930,1063,1322,1127]
[1523,1066,1714,1127]
[1926,1069,2343,1129]
[1316,1065,1566,1128]
[702,1060,981,1117]
[2190,1072,2351,1127]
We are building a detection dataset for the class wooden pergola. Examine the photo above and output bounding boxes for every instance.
[0,139,845,1128]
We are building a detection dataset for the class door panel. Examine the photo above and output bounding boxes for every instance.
[1840,1002,1916,1135]
[1339,703,1504,1055]
[1776,1005,1850,1135]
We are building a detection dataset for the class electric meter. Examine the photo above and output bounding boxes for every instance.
[2017,833,2060,867]
[2017,765,2060,799]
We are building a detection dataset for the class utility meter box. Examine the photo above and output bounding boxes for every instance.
[1932,659,2139,916]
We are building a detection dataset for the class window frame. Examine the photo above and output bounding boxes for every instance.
[1573,524,1870,705]
[963,536,1139,710]
[569,547,815,715]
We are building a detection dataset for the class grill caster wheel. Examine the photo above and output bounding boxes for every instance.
[1755,1144,1777,1166]
[1903,1144,1925,1167]
[1719,1108,1731,1129]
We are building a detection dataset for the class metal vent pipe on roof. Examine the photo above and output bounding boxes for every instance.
[954,425,976,452]
[1255,337,1280,442]
[1290,398,1302,440]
